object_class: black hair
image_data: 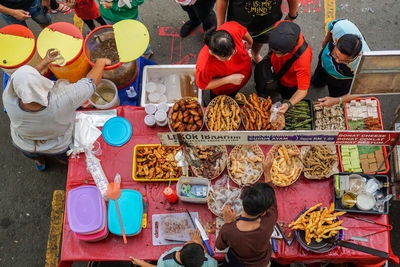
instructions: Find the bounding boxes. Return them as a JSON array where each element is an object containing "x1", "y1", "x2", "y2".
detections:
[
  {"x1": 204, "y1": 27, "x2": 236, "y2": 58},
  {"x1": 180, "y1": 243, "x2": 206, "y2": 267},
  {"x1": 336, "y1": 34, "x2": 362, "y2": 58},
  {"x1": 241, "y1": 183, "x2": 275, "y2": 216}
]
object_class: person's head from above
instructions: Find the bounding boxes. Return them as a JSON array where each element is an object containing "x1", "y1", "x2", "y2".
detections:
[
  {"x1": 179, "y1": 242, "x2": 206, "y2": 267},
  {"x1": 241, "y1": 183, "x2": 275, "y2": 216},
  {"x1": 9, "y1": 65, "x2": 54, "y2": 108},
  {"x1": 269, "y1": 21, "x2": 301, "y2": 57},
  {"x1": 332, "y1": 34, "x2": 362, "y2": 64},
  {"x1": 204, "y1": 27, "x2": 236, "y2": 62}
]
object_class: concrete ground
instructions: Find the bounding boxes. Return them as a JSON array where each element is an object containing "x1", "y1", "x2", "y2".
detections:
[{"x1": 0, "y1": 0, "x2": 399, "y2": 266}]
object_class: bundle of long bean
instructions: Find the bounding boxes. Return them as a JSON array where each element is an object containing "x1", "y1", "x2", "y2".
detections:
[{"x1": 285, "y1": 101, "x2": 313, "y2": 130}]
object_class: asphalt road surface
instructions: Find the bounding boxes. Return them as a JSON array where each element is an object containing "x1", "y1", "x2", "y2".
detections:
[{"x1": 0, "y1": 0, "x2": 399, "y2": 266}]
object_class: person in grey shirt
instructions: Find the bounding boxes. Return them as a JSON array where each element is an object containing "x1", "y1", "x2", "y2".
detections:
[{"x1": 2, "y1": 49, "x2": 111, "y2": 170}]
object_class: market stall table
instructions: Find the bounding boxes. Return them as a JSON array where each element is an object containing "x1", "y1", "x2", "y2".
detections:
[{"x1": 59, "y1": 106, "x2": 395, "y2": 267}]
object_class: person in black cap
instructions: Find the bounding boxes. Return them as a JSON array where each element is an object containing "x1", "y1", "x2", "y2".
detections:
[{"x1": 256, "y1": 21, "x2": 312, "y2": 114}]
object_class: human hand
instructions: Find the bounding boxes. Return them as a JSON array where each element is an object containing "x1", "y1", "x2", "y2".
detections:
[
  {"x1": 278, "y1": 103, "x2": 289, "y2": 114},
  {"x1": 262, "y1": 152, "x2": 274, "y2": 182},
  {"x1": 100, "y1": 1, "x2": 112, "y2": 8},
  {"x1": 315, "y1": 97, "x2": 339, "y2": 107},
  {"x1": 190, "y1": 229, "x2": 202, "y2": 244},
  {"x1": 243, "y1": 41, "x2": 252, "y2": 50},
  {"x1": 129, "y1": 256, "x2": 147, "y2": 266},
  {"x1": 43, "y1": 48, "x2": 59, "y2": 64},
  {"x1": 12, "y1": 9, "x2": 31, "y2": 21},
  {"x1": 96, "y1": 58, "x2": 112, "y2": 66},
  {"x1": 222, "y1": 205, "x2": 236, "y2": 223},
  {"x1": 42, "y1": 0, "x2": 50, "y2": 10},
  {"x1": 227, "y1": 74, "x2": 245, "y2": 85}
]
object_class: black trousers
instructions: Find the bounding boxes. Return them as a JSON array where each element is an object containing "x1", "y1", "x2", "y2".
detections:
[
  {"x1": 311, "y1": 50, "x2": 353, "y2": 97},
  {"x1": 181, "y1": 0, "x2": 217, "y2": 31},
  {"x1": 83, "y1": 17, "x2": 107, "y2": 31}
]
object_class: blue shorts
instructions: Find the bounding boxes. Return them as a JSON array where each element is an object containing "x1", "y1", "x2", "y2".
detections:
[{"x1": 0, "y1": 0, "x2": 51, "y2": 26}]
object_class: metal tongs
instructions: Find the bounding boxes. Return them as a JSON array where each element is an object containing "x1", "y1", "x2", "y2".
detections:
[{"x1": 177, "y1": 133, "x2": 201, "y2": 168}]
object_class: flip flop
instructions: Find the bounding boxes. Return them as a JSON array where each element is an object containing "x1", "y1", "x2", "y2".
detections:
[
  {"x1": 35, "y1": 161, "x2": 46, "y2": 171},
  {"x1": 50, "y1": 3, "x2": 71, "y2": 14}
]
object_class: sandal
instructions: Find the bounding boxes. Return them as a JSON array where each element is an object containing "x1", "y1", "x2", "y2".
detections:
[
  {"x1": 50, "y1": 3, "x2": 71, "y2": 14},
  {"x1": 35, "y1": 161, "x2": 46, "y2": 171},
  {"x1": 143, "y1": 51, "x2": 153, "y2": 60}
]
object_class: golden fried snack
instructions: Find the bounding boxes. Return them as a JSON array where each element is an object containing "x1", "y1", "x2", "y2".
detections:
[
  {"x1": 289, "y1": 203, "x2": 347, "y2": 245},
  {"x1": 241, "y1": 93, "x2": 272, "y2": 130},
  {"x1": 303, "y1": 145, "x2": 337, "y2": 179},
  {"x1": 135, "y1": 146, "x2": 182, "y2": 180},
  {"x1": 169, "y1": 98, "x2": 203, "y2": 132},
  {"x1": 206, "y1": 95, "x2": 240, "y2": 131},
  {"x1": 270, "y1": 145, "x2": 302, "y2": 187}
]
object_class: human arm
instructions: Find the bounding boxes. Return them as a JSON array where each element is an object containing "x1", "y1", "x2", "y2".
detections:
[
  {"x1": 35, "y1": 48, "x2": 59, "y2": 74},
  {"x1": 0, "y1": 4, "x2": 31, "y2": 20},
  {"x1": 321, "y1": 31, "x2": 331, "y2": 49},
  {"x1": 315, "y1": 94, "x2": 359, "y2": 107},
  {"x1": 278, "y1": 89, "x2": 307, "y2": 113},
  {"x1": 242, "y1": 31, "x2": 253, "y2": 50},
  {"x1": 284, "y1": 0, "x2": 299, "y2": 21},
  {"x1": 129, "y1": 257, "x2": 156, "y2": 267},
  {"x1": 216, "y1": 0, "x2": 228, "y2": 27},
  {"x1": 86, "y1": 58, "x2": 111, "y2": 86},
  {"x1": 203, "y1": 74, "x2": 245, "y2": 90},
  {"x1": 262, "y1": 152, "x2": 273, "y2": 183},
  {"x1": 65, "y1": 0, "x2": 76, "y2": 9},
  {"x1": 222, "y1": 204, "x2": 236, "y2": 223}
]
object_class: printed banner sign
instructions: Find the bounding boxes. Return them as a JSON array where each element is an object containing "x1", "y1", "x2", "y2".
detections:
[{"x1": 157, "y1": 130, "x2": 400, "y2": 146}]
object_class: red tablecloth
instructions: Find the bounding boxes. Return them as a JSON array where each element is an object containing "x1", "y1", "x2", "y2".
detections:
[{"x1": 59, "y1": 106, "x2": 397, "y2": 267}]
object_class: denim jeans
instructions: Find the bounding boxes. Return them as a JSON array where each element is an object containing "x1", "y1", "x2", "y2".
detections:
[
  {"x1": 103, "y1": 15, "x2": 152, "y2": 56},
  {"x1": 0, "y1": 0, "x2": 51, "y2": 26}
]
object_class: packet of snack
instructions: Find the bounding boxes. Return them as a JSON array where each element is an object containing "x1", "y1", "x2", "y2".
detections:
[{"x1": 270, "y1": 102, "x2": 285, "y2": 130}]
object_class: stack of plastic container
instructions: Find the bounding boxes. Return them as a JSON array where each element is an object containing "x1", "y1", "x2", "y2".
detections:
[{"x1": 67, "y1": 185, "x2": 108, "y2": 242}]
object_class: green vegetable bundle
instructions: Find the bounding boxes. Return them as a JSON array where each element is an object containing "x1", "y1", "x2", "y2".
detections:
[{"x1": 285, "y1": 101, "x2": 313, "y2": 130}]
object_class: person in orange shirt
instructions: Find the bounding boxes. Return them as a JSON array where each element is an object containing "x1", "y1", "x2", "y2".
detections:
[{"x1": 255, "y1": 21, "x2": 312, "y2": 114}]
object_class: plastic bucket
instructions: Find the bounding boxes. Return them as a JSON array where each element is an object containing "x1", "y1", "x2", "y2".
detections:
[
  {"x1": 83, "y1": 25, "x2": 137, "y2": 89},
  {"x1": 0, "y1": 25, "x2": 41, "y2": 76},
  {"x1": 37, "y1": 22, "x2": 90, "y2": 83},
  {"x1": 89, "y1": 79, "x2": 120, "y2": 109}
]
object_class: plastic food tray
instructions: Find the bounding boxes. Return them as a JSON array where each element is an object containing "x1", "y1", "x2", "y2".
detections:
[
  {"x1": 333, "y1": 173, "x2": 389, "y2": 215},
  {"x1": 132, "y1": 144, "x2": 181, "y2": 182},
  {"x1": 341, "y1": 97, "x2": 389, "y2": 174},
  {"x1": 284, "y1": 99, "x2": 315, "y2": 130}
]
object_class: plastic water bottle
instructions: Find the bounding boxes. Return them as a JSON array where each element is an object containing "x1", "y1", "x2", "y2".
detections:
[{"x1": 85, "y1": 150, "x2": 109, "y2": 200}]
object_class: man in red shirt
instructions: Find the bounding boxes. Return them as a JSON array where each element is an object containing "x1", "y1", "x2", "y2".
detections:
[
  {"x1": 196, "y1": 21, "x2": 253, "y2": 101},
  {"x1": 268, "y1": 21, "x2": 312, "y2": 114}
]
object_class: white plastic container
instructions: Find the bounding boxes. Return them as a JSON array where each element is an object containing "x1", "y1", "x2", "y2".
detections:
[
  {"x1": 155, "y1": 110, "x2": 167, "y2": 126},
  {"x1": 158, "y1": 94, "x2": 167, "y2": 103},
  {"x1": 89, "y1": 79, "x2": 120, "y2": 110},
  {"x1": 141, "y1": 65, "x2": 202, "y2": 107},
  {"x1": 158, "y1": 102, "x2": 170, "y2": 113},
  {"x1": 146, "y1": 82, "x2": 157, "y2": 94},
  {"x1": 148, "y1": 92, "x2": 161, "y2": 103},
  {"x1": 156, "y1": 84, "x2": 166, "y2": 95},
  {"x1": 144, "y1": 115, "x2": 156, "y2": 127},
  {"x1": 145, "y1": 104, "x2": 157, "y2": 115}
]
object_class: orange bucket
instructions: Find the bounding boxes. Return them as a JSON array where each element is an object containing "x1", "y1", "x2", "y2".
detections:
[
  {"x1": 37, "y1": 22, "x2": 90, "y2": 83},
  {"x1": 0, "y1": 25, "x2": 41, "y2": 76}
]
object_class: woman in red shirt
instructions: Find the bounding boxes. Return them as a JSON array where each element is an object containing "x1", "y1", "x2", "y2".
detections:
[{"x1": 196, "y1": 21, "x2": 252, "y2": 100}]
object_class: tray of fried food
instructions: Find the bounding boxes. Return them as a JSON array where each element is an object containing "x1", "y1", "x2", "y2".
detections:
[
  {"x1": 289, "y1": 203, "x2": 347, "y2": 245},
  {"x1": 190, "y1": 145, "x2": 228, "y2": 180},
  {"x1": 132, "y1": 145, "x2": 183, "y2": 181},
  {"x1": 227, "y1": 145, "x2": 264, "y2": 186},
  {"x1": 301, "y1": 145, "x2": 338, "y2": 180},
  {"x1": 241, "y1": 93, "x2": 272, "y2": 130},
  {"x1": 205, "y1": 95, "x2": 241, "y2": 131},
  {"x1": 168, "y1": 97, "x2": 204, "y2": 132},
  {"x1": 268, "y1": 145, "x2": 303, "y2": 187}
]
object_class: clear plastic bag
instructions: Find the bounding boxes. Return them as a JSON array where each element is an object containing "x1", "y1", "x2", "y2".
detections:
[
  {"x1": 373, "y1": 194, "x2": 392, "y2": 213},
  {"x1": 85, "y1": 149, "x2": 109, "y2": 200},
  {"x1": 270, "y1": 102, "x2": 285, "y2": 130},
  {"x1": 365, "y1": 178, "x2": 383, "y2": 194}
]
